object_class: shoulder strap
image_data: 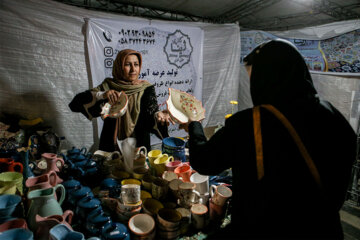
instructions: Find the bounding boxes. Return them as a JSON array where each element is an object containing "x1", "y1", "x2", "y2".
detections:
[{"x1": 253, "y1": 104, "x2": 322, "y2": 188}]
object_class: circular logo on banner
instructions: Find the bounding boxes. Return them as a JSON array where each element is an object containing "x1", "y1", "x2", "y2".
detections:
[{"x1": 164, "y1": 30, "x2": 193, "y2": 68}]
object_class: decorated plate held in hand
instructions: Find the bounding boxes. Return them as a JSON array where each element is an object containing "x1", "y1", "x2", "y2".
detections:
[
  {"x1": 166, "y1": 88, "x2": 205, "y2": 124},
  {"x1": 101, "y1": 91, "x2": 128, "y2": 119}
]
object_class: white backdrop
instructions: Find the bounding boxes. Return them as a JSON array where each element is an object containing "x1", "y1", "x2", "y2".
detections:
[
  {"x1": 0, "y1": 0, "x2": 240, "y2": 151},
  {"x1": 86, "y1": 18, "x2": 204, "y2": 141}
]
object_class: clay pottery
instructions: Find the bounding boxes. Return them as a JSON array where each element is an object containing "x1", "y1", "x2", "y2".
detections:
[
  {"x1": 162, "y1": 137, "x2": 186, "y2": 162},
  {"x1": 35, "y1": 210, "x2": 73, "y2": 240},
  {"x1": 101, "y1": 221, "x2": 130, "y2": 240},
  {"x1": 0, "y1": 218, "x2": 28, "y2": 232},
  {"x1": 0, "y1": 194, "x2": 22, "y2": 222},
  {"x1": 27, "y1": 184, "x2": 65, "y2": 230},
  {"x1": 0, "y1": 172, "x2": 23, "y2": 195},
  {"x1": 0, "y1": 228, "x2": 33, "y2": 240},
  {"x1": 128, "y1": 213, "x2": 155, "y2": 239},
  {"x1": 86, "y1": 208, "x2": 112, "y2": 236},
  {"x1": 25, "y1": 170, "x2": 57, "y2": 191},
  {"x1": 76, "y1": 196, "x2": 101, "y2": 221},
  {"x1": 49, "y1": 223, "x2": 84, "y2": 240},
  {"x1": 67, "y1": 185, "x2": 94, "y2": 207},
  {"x1": 0, "y1": 158, "x2": 23, "y2": 173}
]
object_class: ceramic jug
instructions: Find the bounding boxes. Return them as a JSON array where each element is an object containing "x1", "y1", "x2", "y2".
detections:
[
  {"x1": 0, "y1": 158, "x2": 23, "y2": 173},
  {"x1": 34, "y1": 210, "x2": 73, "y2": 240},
  {"x1": 25, "y1": 170, "x2": 57, "y2": 191},
  {"x1": 27, "y1": 184, "x2": 65, "y2": 231},
  {"x1": 117, "y1": 137, "x2": 137, "y2": 173}
]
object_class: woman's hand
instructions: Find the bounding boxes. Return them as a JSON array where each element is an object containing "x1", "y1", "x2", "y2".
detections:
[
  {"x1": 104, "y1": 90, "x2": 121, "y2": 105},
  {"x1": 156, "y1": 110, "x2": 175, "y2": 126}
]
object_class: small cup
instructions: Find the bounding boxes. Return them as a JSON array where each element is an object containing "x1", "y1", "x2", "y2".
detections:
[
  {"x1": 154, "y1": 155, "x2": 174, "y2": 177},
  {"x1": 151, "y1": 178, "x2": 168, "y2": 200},
  {"x1": 142, "y1": 198, "x2": 164, "y2": 217},
  {"x1": 132, "y1": 167, "x2": 148, "y2": 180},
  {"x1": 162, "y1": 171, "x2": 178, "y2": 182},
  {"x1": 178, "y1": 182, "x2": 201, "y2": 208},
  {"x1": 190, "y1": 172, "x2": 209, "y2": 195},
  {"x1": 121, "y1": 179, "x2": 141, "y2": 186},
  {"x1": 168, "y1": 179, "x2": 183, "y2": 199},
  {"x1": 209, "y1": 197, "x2": 225, "y2": 222},
  {"x1": 128, "y1": 213, "x2": 155, "y2": 237},
  {"x1": 121, "y1": 184, "x2": 141, "y2": 204},
  {"x1": 174, "y1": 165, "x2": 193, "y2": 182},
  {"x1": 147, "y1": 149, "x2": 162, "y2": 167},
  {"x1": 210, "y1": 184, "x2": 232, "y2": 206},
  {"x1": 191, "y1": 203, "x2": 208, "y2": 230},
  {"x1": 141, "y1": 174, "x2": 154, "y2": 192},
  {"x1": 165, "y1": 160, "x2": 183, "y2": 172}
]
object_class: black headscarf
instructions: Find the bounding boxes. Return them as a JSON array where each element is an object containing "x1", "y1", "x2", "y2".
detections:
[{"x1": 244, "y1": 39, "x2": 318, "y2": 108}]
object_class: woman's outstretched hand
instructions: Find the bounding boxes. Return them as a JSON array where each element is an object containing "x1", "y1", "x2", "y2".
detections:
[
  {"x1": 104, "y1": 90, "x2": 121, "y2": 105},
  {"x1": 156, "y1": 110, "x2": 175, "y2": 126}
]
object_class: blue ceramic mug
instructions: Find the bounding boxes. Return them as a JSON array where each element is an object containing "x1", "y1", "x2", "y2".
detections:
[
  {"x1": 0, "y1": 228, "x2": 34, "y2": 240},
  {"x1": 0, "y1": 194, "x2": 21, "y2": 219}
]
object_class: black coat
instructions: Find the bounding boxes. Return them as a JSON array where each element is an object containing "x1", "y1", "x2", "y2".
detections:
[{"x1": 188, "y1": 40, "x2": 356, "y2": 239}]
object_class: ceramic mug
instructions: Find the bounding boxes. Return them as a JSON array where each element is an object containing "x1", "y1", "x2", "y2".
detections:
[
  {"x1": 178, "y1": 182, "x2": 202, "y2": 208},
  {"x1": 151, "y1": 178, "x2": 168, "y2": 200},
  {"x1": 141, "y1": 174, "x2": 154, "y2": 192},
  {"x1": 154, "y1": 154, "x2": 174, "y2": 177},
  {"x1": 210, "y1": 184, "x2": 232, "y2": 206},
  {"x1": 128, "y1": 213, "x2": 155, "y2": 237},
  {"x1": 190, "y1": 172, "x2": 209, "y2": 195},
  {"x1": 0, "y1": 172, "x2": 23, "y2": 195},
  {"x1": 0, "y1": 218, "x2": 28, "y2": 232},
  {"x1": 121, "y1": 184, "x2": 141, "y2": 204},
  {"x1": 25, "y1": 171, "x2": 57, "y2": 191},
  {"x1": 0, "y1": 158, "x2": 23, "y2": 173},
  {"x1": 168, "y1": 178, "x2": 183, "y2": 199},
  {"x1": 147, "y1": 149, "x2": 162, "y2": 167},
  {"x1": 162, "y1": 171, "x2": 178, "y2": 182},
  {"x1": 209, "y1": 198, "x2": 225, "y2": 222},
  {"x1": 165, "y1": 160, "x2": 183, "y2": 172},
  {"x1": 190, "y1": 203, "x2": 208, "y2": 230},
  {"x1": 174, "y1": 165, "x2": 193, "y2": 182},
  {"x1": 0, "y1": 228, "x2": 34, "y2": 240}
]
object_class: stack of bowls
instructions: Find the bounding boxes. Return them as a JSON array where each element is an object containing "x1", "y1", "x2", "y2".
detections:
[
  {"x1": 128, "y1": 213, "x2": 156, "y2": 240},
  {"x1": 142, "y1": 198, "x2": 164, "y2": 218},
  {"x1": 156, "y1": 208, "x2": 182, "y2": 239}
]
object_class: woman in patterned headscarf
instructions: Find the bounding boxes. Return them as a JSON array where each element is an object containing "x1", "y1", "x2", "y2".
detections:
[{"x1": 69, "y1": 49, "x2": 174, "y2": 151}]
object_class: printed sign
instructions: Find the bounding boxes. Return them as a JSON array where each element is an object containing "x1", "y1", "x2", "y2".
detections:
[
  {"x1": 241, "y1": 29, "x2": 360, "y2": 76},
  {"x1": 86, "y1": 18, "x2": 204, "y2": 143}
]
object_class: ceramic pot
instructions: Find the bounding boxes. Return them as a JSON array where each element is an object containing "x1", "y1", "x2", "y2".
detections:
[
  {"x1": 0, "y1": 218, "x2": 28, "y2": 232},
  {"x1": 0, "y1": 195, "x2": 22, "y2": 221},
  {"x1": 25, "y1": 170, "x2": 57, "y2": 191},
  {"x1": 27, "y1": 184, "x2": 65, "y2": 230},
  {"x1": 86, "y1": 208, "x2": 112, "y2": 236},
  {"x1": 0, "y1": 158, "x2": 23, "y2": 173},
  {"x1": 162, "y1": 137, "x2": 186, "y2": 162},
  {"x1": 76, "y1": 196, "x2": 101, "y2": 221},
  {"x1": 67, "y1": 185, "x2": 94, "y2": 207},
  {"x1": 0, "y1": 228, "x2": 33, "y2": 240},
  {"x1": 0, "y1": 172, "x2": 23, "y2": 195},
  {"x1": 35, "y1": 210, "x2": 73, "y2": 240}
]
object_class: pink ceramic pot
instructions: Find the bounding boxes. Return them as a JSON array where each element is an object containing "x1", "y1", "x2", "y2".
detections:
[
  {"x1": 165, "y1": 160, "x2": 183, "y2": 172},
  {"x1": 25, "y1": 171, "x2": 58, "y2": 191},
  {"x1": 0, "y1": 218, "x2": 28, "y2": 232},
  {"x1": 174, "y1": 165, "x2": 194, "y2": 182},
  {"x1": 35, "y1": 210, "x2": 73, "y2": 240}
]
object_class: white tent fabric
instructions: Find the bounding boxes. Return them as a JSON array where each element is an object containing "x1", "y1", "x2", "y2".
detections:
[{"x1": 0, "y1": 0, "x2": 240, "y2": 151}]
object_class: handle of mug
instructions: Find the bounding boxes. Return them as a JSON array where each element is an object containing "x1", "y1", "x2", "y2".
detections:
[
  {"x1": 137, "y1": 146, "x2": 147, "y2": 157},
  {"x1": 63, "y1": 209, "x2": 74, "y2": 225},
  {"x1": 48, "y1": 171, "x2": 58, "y2": 187},
  {"x1": 55, "y1": 184, "x2": 66, "y2": 205},
  {"x1": 210, "y1": 185, "x2": 216, "y2": 198},
  {"x1": 10, "y1": 162, "x2": 23, "y2": 173},
  {"x1": 80, "y1": 147, "x2": 87, "y2": 155},
  {"x1": 168, "y1": 156, "x2": 174, "y2": 162}
]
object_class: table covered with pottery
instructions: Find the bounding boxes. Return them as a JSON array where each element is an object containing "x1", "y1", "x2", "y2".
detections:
[{"x1": 0, "y1": 120, "x2": 233, "y2": 240}]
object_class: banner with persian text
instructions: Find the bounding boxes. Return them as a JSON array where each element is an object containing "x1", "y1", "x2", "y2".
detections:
[
  {"x1": 241, "y1": 30, "x2": 360, "y2": 76},
  {"x1": 86, "y1": 18, "x2": 204, "y2": 143}
]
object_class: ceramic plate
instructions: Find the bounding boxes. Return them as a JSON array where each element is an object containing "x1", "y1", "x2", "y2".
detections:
[
  {"x1": 166, "y1": 88, "x2": 205, "y2": 124},
  {"x1": 101, "y1": 91, "x2": 128, "y2": 119}
]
